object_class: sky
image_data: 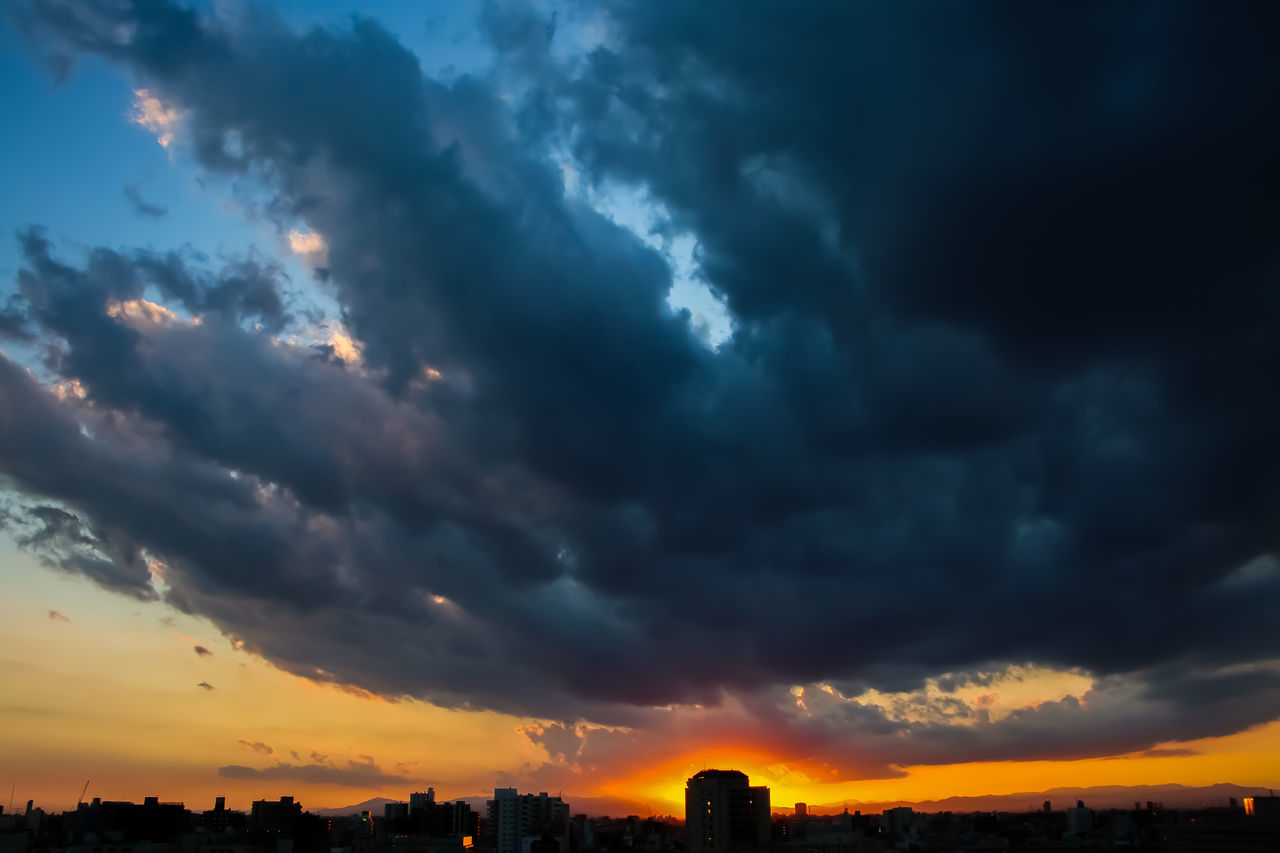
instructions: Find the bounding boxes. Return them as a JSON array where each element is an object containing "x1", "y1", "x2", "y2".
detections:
[{"x1": 1, "y1": 0, "x2": 1279, "y2": 818}]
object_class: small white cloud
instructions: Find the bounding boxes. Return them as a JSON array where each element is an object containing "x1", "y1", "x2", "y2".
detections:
[
  {"x1": 329, "y1": 329, "x2": 363, "y2": 366},
  {"x1": 288, "y1": 229, "x2": 328, "y2": 262},
  {"x1": 130, "y1": 89, "x2": 181, "y2": 148},
  {"x1": 106, "y1": 298, "x2": 179, "y2": 325},
  {"x1": 52, "y1": 378, "x2": 87, "y2": 401},
  {"x1": 408, "y1": 364, "x2": 445, "y2": 391}
]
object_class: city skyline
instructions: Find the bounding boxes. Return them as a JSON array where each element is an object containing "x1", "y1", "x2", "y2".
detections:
[
  {"x1": 8, "y1": 775, "x2": 1279, "y2": 819},
  {"x1": 3, "y1": 0, "x2": 1280, "y2": 821},
  {"x1": 5, "y1": 776, "x2": 1279, "y2": 852}
]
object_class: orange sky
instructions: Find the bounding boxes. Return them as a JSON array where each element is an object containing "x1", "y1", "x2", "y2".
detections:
[{"x1": 3, "y1": 538, "x2": 1278, "y2": 816}]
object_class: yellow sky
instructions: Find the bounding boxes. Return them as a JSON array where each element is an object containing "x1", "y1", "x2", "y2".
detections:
[
  {"x1": 3, "y1": 536, "x2": 1278, "y2": 816},
  {"x1": 0, "y1": 538, "x2": 543, "y2": 812}
]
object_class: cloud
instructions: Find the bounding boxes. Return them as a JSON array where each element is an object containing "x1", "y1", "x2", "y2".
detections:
[
  {"x1": 197, "y1": 681, "x2": 214, "y2": 690},
  {"x1": 237, "y1": 739, "x2": 274, "y2": 755},
  {"x1": 194, "y1": 645, "x2": 212, "y2": 657},
  {"x1": 1, "y1": 502, "x2": 157, "y2": 602},
  {"x1": 129, "y1": 89, "x2": 179, "y2": 148},
  {"x1": 5, "y1": 0, "x2": 1280, "y2": 776},
  {"x1": 287, "y1": 231, "x2": 325, "y2": 255},
  {"x1": 327, "y1": 329, "x2": 363, "y2": 367},
  {"x1": 218, "y1": 757, "x2": 406, "y2": 788},
  {"x1": 122, "y1": 183, "x2": 168, "y2": 218},
  {"x1": 0, "y1": 303, "x2": 32, "y2": 342},
  {"x1": 47, "y1": 609, "x2": 70, "y2": 622},
  {"x1": 287, "y1": 230, "x2": 327, "y2": 266},
  {"x1": 1131, "y1": 748, "x2": 1201, "y2": 759}
]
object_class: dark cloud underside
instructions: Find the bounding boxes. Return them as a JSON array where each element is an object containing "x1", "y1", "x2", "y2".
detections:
[{"x1": 3, "y1": 0, "x2": 1280, "y2": 774}]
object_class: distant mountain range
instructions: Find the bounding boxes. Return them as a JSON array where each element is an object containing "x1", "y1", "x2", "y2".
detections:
[
  {"x1": 806, "y1": 783, "x2": 1277, "y2": 816},
  {"x1": 310, "y1": 782, "x2": 1277, "y2": 819},
  {"x1": 311, "y1": 797, "x2": 400, "y2": 817}
]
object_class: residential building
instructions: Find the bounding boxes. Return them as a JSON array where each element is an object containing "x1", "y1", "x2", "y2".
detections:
[
  {"x1": 485, "y1": 790, "x2": 568, "y2": 853},
  {"x1": 684, "y1": 770, "x2": 770, "y2": 853}
]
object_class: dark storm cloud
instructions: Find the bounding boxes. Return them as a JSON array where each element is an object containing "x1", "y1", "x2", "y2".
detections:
[
  {"x1": 5, "y1": 0, "x2": 1280, "y2": 773},
  {"x1": 218, "y1": 757, "x2": 406, "y2": 788},
  {"x1": 1, "y1": 501, "x2": 156, "y2": 601}
]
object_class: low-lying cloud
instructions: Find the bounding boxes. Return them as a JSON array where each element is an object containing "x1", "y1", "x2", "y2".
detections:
[{"x1": 218, "y1": 757, "x2": 407, "y2": 788}]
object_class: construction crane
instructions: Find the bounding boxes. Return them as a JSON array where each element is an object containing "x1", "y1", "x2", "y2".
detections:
[{"x1": 77, "y1": 780, "x2": 90, "y2": 807}]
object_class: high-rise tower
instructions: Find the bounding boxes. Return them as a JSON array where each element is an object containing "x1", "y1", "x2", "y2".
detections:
[{"x1": 685, "y1": 770, "x2": 770, "y2": 853}]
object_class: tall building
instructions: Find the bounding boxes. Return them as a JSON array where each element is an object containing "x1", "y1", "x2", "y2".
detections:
[
  {"x1": 410, "y1": 790, "x2": 437, "y2": 814},
  {"x1": 437, "y1": 799, "x2": 480, "y2": 839},
  {"x1": 685, "y1": 770, "x2": 770, "y2": 853},
  {"x1": 486, "y1": 789, "x2": 569, "y2": 853}
]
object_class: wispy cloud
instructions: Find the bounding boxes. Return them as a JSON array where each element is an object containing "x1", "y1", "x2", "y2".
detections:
[
  {"x1": 237, "y1": 739, "x2": 274, "y2": 755},
  {"x1": 1134, "y1": 748, "x2": 1201, "y2": 759},
  {"x1": 218, "y1": 757, "x2": 407, "y2": 788},
  {"x1": 123, "y1": 183, "x2": 168, "y2": 218},
  {"x1": 47, "y1": 609, "x2": 70, "y2": 622}
]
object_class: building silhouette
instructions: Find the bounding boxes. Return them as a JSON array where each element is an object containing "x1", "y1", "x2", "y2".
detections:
[
  {"x1": 1244, "y1": 795, "x2": 1279, "y2": 820},
  {"x1": 485, "y1": 789, "x2": 568, "y2": 853},
  {"x1": 684, "y1": 770, "x2": 770, "y2": 853},
  {"x1": 249, "y1": 797, "x2": 301, "y2": 834},
  {"x1": 409, "y1": 791, "x2": 436, "y2": 815}
]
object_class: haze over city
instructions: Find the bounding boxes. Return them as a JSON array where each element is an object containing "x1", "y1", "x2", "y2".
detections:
[{"x1": 2, "y1": 0, "x2": 1280, "y2": 829}]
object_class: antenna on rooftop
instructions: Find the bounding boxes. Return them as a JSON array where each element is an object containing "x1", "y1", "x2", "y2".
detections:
[{"x1": 7, "y1": 787, "x2": 13, "y2": 814}]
